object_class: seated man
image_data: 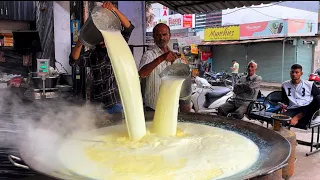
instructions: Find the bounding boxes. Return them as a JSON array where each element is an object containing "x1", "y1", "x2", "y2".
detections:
[
  {"x1": 281, "y1": 64, "x2": 320, "y2": 127},
  {"x1": 218, "y1": 61, "x2": 262, "y2": 119}
]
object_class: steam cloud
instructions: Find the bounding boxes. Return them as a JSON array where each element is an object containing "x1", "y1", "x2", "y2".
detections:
[{"x1": 0, "y1": 88, "x2": 118, "y2": 152}]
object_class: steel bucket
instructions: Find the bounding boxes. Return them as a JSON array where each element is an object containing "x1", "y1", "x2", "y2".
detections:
[
  {"x1": 159, "y1": 63, "x2": 192, "y2": 100},
  {"x1": 78, "y1": 6, "x2": 122, "y2": 48}
]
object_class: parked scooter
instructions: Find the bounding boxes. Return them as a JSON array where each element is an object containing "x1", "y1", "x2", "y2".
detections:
[
  {"x1": 309, "y1": 68, "x2": 320, "y2": 86},
  {"x1": 191, "y1": 77, "x2": 234, "y2": 114}
]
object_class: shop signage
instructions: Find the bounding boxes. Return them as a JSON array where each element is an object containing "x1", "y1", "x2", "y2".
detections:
[
  {"x1": 177, "y1": 36, "x2": 201, "y2": 47},
  {"x1": 201, "y1": 51, "x2": 212, "y2": 61},
  {"x1": 183, "y1": 14, "x2": 193, "y2": 28},
  {"x1": 190, "y1": 44, "x2": 198, "y2": 54},
  {"x1": 287, "y1": 19, "x2": 316, "y2": 36},
  {"x1": 169, "y1": 17, "x2": 182, "y2": 28},
  {"x1": 204, "y1": 26, "x2": 240, "y2": 41},
  {"x1": 240, "y1": 20, "x2": 286, "y2": 40},
  {"x1": 146, "y1": 14, "x2": 195, "y2": 32}
]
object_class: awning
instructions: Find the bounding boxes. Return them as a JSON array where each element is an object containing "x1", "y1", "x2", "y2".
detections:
[
  {"x1": 199, "y1": 38, "x2": 285, "y2": 46},
  {"x1": 152, "y1": 1, "x2": 280, "y2": 15}
]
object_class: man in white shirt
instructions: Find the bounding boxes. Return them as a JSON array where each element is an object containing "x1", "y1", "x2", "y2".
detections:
[
  {"x1": 218, "y1": 61, "x2": 262, "y2": 119},
  {"x1": 231, "y1": 59, "x2": 239, "y2": 87},
  {"x1": 281, "y1": 64, "x2": 320, "y2": 127},
  {"x1": 138, "y1": 23, "x2": 181, "y2": 111}
]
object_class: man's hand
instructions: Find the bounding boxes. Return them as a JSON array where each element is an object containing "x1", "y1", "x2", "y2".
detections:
[
  {"x1": 102, "y1": 1, "x2": 117, "y2": 12},
  {"x1": 288, "y1": 112, "x2": 303, "y2": 125},
  {"x1": 290, "y1": 116, "x2": 299, "y2": 125},
  {"x1": 160, "y1": 51, "x2": 179, "y2": 63},
  {"x1": 75, "y1": 41, "x2": 82, "y2": 48},
  {"x1": 278, "y1": 102, "x2": 288, "y2": 110}
]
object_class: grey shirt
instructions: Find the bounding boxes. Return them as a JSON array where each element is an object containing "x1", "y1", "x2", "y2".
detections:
[{"x1": 233, "y1": 74, "x2": 262, "y2": 104}]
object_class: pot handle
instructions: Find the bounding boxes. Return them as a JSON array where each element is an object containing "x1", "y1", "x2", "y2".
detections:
[{"x1": 8, "y1": 155, "x2": 30, "y2": 169}]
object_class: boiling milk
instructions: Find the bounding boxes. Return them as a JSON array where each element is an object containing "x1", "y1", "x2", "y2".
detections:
[
  {"x1": 100, "y1": 30, "x2": 146, "y2": 141},
  {"x1": 152, "y1": 77, "x2": 185, "y2": 136},
  {"x1": 58, "y1": 28, "x2": 260, "y2": 179},
  {"x1": 59, "y1": 122, "x2": 260, "y2": 180}
]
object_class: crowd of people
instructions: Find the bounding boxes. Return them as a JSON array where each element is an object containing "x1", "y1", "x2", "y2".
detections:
[{"x1": 70, "y1": 2, "x2": 320, "y2": 128}]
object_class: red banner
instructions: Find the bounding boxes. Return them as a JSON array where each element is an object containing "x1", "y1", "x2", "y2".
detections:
[
  {"x1": 183, "y1": 14, "x2": 193, "y2": 28},
  {"x1": 201, "y1": 52, "x2": 212, "y2": 61}
]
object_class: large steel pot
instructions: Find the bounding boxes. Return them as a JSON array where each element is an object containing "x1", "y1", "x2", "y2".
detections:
[
  {"x1": 78, "y1": 6, "x2": 121, "y2": 48},
  {"x1": 32, "y1": 77, "x2": 58, "y2": 89},
  {"x1": 8, "y1": 112, "x2": 291, "y2": 180}
]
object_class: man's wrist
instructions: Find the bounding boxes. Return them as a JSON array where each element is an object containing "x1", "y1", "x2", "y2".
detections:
[
  {"x1": 157, "y1": 56, "x2": 163, "y2": 64},
  {"x1": 75, "y1": 41, "x2": 82, "y2": 48}
]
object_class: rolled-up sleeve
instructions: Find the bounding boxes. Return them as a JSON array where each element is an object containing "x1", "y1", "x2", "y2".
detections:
[
  {"x1": 69, "y1": 51, "x2": 91, "y2": 67},
  {"x1": 121, "y1": 22, "x2": 135, "y2": 42}
]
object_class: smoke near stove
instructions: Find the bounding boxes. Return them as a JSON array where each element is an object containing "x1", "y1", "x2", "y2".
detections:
[{"x1": 0, "y1": 88, "x2": 112, "y2": 153}]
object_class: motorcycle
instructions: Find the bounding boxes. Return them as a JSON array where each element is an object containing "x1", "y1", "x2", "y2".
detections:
[
  {"x1": 190, "y1": 82, "x2": 234, "y2": 114},
  {"x1": 204, "y1": 70, "x2": 230, "y2": 87},
  {"x1": 309, "y1": 68, "x2": 320, "y2": 86},
  {"x1": 223, "y1": 72, "x2": 249, "y2": 87}
]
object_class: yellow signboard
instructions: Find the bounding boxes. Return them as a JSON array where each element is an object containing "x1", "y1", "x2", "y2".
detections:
[
  {"x1": 190, "y1": 44, "x2": 198, "y2": 54},
  {"x1": 204, "y1": 26, "x2": 240, "y2": 41}
]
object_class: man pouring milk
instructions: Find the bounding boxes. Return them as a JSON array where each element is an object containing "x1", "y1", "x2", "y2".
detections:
[
  {"x1": 69, "y1": 2, "x2": 134, "y2": 114},
  {"x1": 139, "y1": 23, "x2": 186, "y2": 111}
]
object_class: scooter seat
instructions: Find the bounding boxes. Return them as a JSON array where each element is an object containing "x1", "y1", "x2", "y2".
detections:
[
  {"x1": 203, "y1": 87, "x2": 232, "y2": 108},
  {"x1": 205, "y1": 87, "x2": 232, "y2": 99}
]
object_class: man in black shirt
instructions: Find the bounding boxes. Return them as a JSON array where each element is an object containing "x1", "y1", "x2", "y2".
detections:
[{"x1": 69, "y1": 2, "x2": 134, "y2": 114}]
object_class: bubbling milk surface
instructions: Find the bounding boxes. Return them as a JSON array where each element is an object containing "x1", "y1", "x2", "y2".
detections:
[
  {"x1": 58, "y1": 122, "x2": 260, "y2": 180},
  {"x1": 57, "y1": 29, "x2": 260, "y2": 179}
]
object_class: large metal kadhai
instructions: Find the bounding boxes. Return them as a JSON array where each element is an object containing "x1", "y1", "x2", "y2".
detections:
[{"x1": 8, "y1": 112, "x2": 291, "y2": 180}]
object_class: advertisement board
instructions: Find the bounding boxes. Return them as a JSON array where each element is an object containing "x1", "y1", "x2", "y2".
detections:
[
  {"x1": 204, "y1": 26, "x2": 240, "y2": 41},
  {"x1": 177, "y1": 36, "x2": 201, "y2": 47},
  {"x1": 201, "y1": 51, "x2": 212, "y2": 61},
  {"x1": 240, "y1": 20, "x2": 287, "y2": 40},
  {"x1": 183, "y1": 15, "x2": 193, "y2": 28},
  {"x1": 287, "y1": 19, "x2": 316, "y2": 36},
  {"x1": 146, "y1": 14, "x2": 195, "y2": 32}
]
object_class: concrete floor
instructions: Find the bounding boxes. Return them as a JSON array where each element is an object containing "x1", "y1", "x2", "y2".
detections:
[
  {"x1": 245, "y1": 117, "x2": 320, "y2": 180},
  {"x1": 258, "y1": 89, "x2": 320, "y2": 180}
]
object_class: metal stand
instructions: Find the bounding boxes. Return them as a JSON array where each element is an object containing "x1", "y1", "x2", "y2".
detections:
[
  {"x1": 41, "y1": 75, "x2": 46, "y2": 98},
  {"x1": 296, "y1": 126, "x2": 320, "y2": 156}
]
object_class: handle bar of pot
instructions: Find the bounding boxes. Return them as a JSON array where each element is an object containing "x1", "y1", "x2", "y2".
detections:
[{"x1": 8, "y1": 155, "x2": 30, "y2": 169}]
